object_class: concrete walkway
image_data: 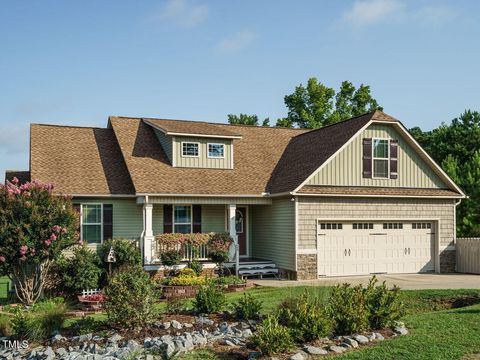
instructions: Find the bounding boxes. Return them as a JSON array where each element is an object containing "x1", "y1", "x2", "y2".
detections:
[{"x1": 253, "y1": 273, "x2": 480, "y2": 290}]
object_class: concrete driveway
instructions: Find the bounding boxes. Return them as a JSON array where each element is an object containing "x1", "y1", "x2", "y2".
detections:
[{"x1": 253, "y1": 273, "x2": 480, "y2": 290}]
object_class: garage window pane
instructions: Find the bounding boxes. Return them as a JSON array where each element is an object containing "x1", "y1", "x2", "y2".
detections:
[{"x1": 338, "y1": 224, "x2": 343, "y2": 229}]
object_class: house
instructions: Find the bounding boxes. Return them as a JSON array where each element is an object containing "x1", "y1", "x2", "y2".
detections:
[{"x1": 5, "y1": 110, "x2": 465, "y2": 279}]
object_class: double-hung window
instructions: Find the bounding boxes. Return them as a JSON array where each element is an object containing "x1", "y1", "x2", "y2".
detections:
[
  {"x1": 81, "y1": 204, "x2": 102, "y2": 243},
  {"x1": 174, "y1": 205, "x2": 192, "y2": 233},
  {"x1": 182, "y1": 142, "x2": 199, "y2": 157},
  {"x1": 208, "y1": 143, "x2": 225, "y2": 158},
  {"x1": 373, "y1": 139, "x2": 389, "y2": 178}
]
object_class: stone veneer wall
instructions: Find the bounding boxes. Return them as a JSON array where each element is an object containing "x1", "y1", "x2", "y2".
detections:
[{"x1": 295, "y1": 197, "x2": 457, "y2": 279}]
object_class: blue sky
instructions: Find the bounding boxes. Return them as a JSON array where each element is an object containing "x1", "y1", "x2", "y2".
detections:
[{"x1": 1, "y1": 0, "x2": 479, "y2": 178}]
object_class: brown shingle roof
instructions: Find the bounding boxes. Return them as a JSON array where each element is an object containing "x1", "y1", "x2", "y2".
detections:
[
  {"x1": 109, "y1": 117, "x2": 307, "y2": 195},
  {"x1": 143, "y1": 118, "x2": 243, "y2": 138},
  {"x1": 298, "y1": 185, "x2": 462, "y2": 197},
  {"x1": 30, "y1": 124, "x2": 135, "y2": 195},
  {"x1": 4, "y1": 170, "x2": 30, "y2": 184}
]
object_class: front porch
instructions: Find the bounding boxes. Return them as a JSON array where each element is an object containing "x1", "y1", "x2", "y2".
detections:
[{"x1": 138, "y1": 196, "x2": 281, "y2": 277}]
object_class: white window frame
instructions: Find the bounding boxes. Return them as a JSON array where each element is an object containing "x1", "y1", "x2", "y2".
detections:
[
  {"x1": 80, "y1": 203, "x2": 103, "y2": 244},
  {"x1": 173, "y1": 205, "x2": 193, "y2": 233},
  {"x1": 207, "y1": 143, "x2": 225, "y2": 159},
  {"x1": 181, "y1": 142, "x2": 200, "y2": 158},
  {"x1": 372, "y1": 138, "x2": 390, "y2": 179}
]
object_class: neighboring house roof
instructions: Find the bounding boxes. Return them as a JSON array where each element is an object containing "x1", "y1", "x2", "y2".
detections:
[
  {"x1": 143, "y1": 118, "x2": 243, "y2": 139},
  {"x1": 298, "y1": 185, "x2": 461, "y2": 198},
  {"x1": 18, "y1": 110, "x2": 464, "y2": 198},
  {"x1": 4, "y1": 170, "x2": 30, "y2": 184},
  {"x1": 109, "y1": 116, "x2": 307, "y2": 195},
  {"x1": 30, "y1": 124, "x2": 135, "y2": 195}
]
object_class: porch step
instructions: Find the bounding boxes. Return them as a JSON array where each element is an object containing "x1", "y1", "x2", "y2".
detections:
[{"x1": 237, "y1": 261, "x2": 279, "y2": 279}]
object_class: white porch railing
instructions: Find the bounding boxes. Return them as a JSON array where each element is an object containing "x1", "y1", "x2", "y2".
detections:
[{"x1": 154, "y1": 242, "x2": 209, "y2": 262}]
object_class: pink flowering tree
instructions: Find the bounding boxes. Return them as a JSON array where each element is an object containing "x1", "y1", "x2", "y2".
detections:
[{"x1": 0, "y1": 178, "x2": 78, "y2": 305}]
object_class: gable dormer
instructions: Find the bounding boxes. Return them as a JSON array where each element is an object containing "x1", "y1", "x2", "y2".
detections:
[{"x1": 143, "y1": 118, "x2": 242, "y2": 169}]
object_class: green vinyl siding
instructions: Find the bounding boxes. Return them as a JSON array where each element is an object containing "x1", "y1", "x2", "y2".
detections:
[
  {"x1": 74, "y1": 198, "x2": 143, "y2": 240},
  {"x1": 202, "y1": 205, "x2": 226, "y2": 232},
  {"x1": 307, "y1": 124, "x2": 447, "y2": 188},
  {"x1": 154, "y1": 128, "x2": 173, "y2": 164},
  {"x1": 251, "y1": 198, "x2": 295, "y2": 271},
  {"x1": 153, "y1": 205, "x2": 164, "y2": 235}
]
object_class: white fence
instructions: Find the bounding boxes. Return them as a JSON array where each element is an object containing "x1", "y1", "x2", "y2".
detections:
[
  {"x1": 155, "y1": 242, "x2": 209, "y2": 262},
  {"x1": 456, "y1": 237, "x2": 480, "y2": 274}
]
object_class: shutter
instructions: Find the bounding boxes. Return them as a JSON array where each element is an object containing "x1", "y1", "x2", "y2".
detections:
[
  {"x1": 192, "y1": 205, "x2": 202, "y2": 233},
  {"x1": 73, "y1": 204, "x2": 81, "y2": 241},
  {"x1": 362, "y1": 138, "x2": 373, "y2": 178},
  {"x1": 390, "y1": 139, "x2": 398, "y2": 179},
  {"x1": 163, "y1": 205, "x2": 173, "y2": 233},
  {"x1": 103, "y1": 204, "x2": 113, "y2": 241}
]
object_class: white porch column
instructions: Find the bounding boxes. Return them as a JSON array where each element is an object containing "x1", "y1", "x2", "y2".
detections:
[
  {"x1": 228, "y1": 204, "x2": 239, "y2": 275},
  {"x1": 143, "y1": 203, "x2": 154, "y2": 264}
]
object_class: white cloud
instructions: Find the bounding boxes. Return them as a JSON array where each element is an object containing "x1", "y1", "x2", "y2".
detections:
[
  {"x1": 156, "y1": 0, "x2": 209, "y2": 28},
  {"x1": 342, "y1": 0, "x2": 405, "y2": 28},
  {"x1": 216, "y1": 30, "x2": 255, "y2": 53},
  {"x1": 340, "y1": 0, "x2": 456, "y2": 29}
]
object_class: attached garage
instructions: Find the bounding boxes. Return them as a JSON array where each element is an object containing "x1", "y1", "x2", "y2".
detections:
[{"x1": 316, "y1": 220, "x2": 436, "y2": 277}]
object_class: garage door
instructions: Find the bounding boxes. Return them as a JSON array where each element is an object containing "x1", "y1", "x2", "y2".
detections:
[{"x1": 317, "y1": 221, "x2": 435, "y2": 277}]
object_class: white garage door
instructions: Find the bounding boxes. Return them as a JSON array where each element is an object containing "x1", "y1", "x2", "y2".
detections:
[{"x1": 317, "y1": 221, "x2": 435, "y2": 277}]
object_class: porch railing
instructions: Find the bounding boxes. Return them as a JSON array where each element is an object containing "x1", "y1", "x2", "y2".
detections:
[{"x1": 154, "y1": 242, "x2": 210, "y2": 263}]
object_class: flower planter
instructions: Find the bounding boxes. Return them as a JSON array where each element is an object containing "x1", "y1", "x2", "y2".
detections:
[
  {"x1": 225, "y1": 283, "x2": 252, "y2": 292},
  {"x1": 162, "y1": 285, "x2": 202, "y2": 299},
  {"x1": 77, "y1": 293, "x2": 105, "y2": 311}
]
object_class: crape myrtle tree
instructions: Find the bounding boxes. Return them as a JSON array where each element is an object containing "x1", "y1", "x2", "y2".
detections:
[{"x1": 0, "y1": 178, "x2": 78, "y2": 305}]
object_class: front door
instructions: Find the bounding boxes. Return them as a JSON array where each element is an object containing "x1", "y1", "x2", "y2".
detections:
[{"x1": 236, "y1": 207, "x2": 247, "y2": 256}]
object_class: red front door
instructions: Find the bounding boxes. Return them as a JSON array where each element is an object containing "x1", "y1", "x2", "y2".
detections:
[{"x1": 236, "y1": 207, "x2": 247, "y2": 256}]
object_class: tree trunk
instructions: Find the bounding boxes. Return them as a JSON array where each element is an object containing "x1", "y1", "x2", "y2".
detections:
[{"x1": 11, "y1": 261, "x2": 51, "y2": 306}]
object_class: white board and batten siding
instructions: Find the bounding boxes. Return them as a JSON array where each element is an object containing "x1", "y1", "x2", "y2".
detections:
[{"x1": 456, "y1": 238, "x2": 480, "y2": 274}]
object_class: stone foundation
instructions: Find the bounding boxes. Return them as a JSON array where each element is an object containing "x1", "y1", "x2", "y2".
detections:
[
  {"x1": 440, "y1": 249, "x2": 456, "y2": 273},
  {"x1": 296, "y1": 254, "x2": 318, "y2": 280}
]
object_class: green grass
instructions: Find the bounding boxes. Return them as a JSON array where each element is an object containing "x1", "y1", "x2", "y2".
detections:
[{"x1": 0, "y1": 276, "x2": 10, "y2": 305}]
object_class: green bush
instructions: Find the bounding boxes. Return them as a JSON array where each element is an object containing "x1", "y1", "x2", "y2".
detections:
[
  {"x1": 208, "y1": 250, "x2": 229, "y2": 265},
  {"x1": 231, "y1": 293, "x2": 263, "y2": 320},
  {"x1": 13, "y1": 298, "x2": 67, "y2": 341},
  {"x1": 104, "y1": 266, "x2": 160, "y2": 328},
  {"x1": 278, "y1": 291, "x2": 332, "y2": 342},
  {"x1": 252, "y1": 315, "x2": 294, "y2": 355},
  {"x1": 329, "y1": 283, "x2": 368, "y2": 335},
  {"x1": 188, "y1": 259, "x2": 204, "y2": 276},
  {"x1": 160, "y1": 250, "x2": 182, "y2": 266},
  {"x1": 99, "y1": 238, "x2": 141, "y2": 272},
  {"x1": 0, "y1": 315, "x2": 12, "y2": 337},
  {"x1": 59, "y1": 247, "x2": 103, "y2": 293},
  {"x1": 166, "y1": 298, "x2": 189, "y2": 314},
  {"x1": 193, "y1": 285, "x2": 226, "y2": 314},
  {"x1": 213, "y1": 276, "x2": 245, "y2": 286},
  {"x1": 364, "y1": 276, "x2": 405, "y2": 329}
]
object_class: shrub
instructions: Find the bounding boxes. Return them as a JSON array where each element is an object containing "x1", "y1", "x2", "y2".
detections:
[
  {"x1": 0, "y1": 315, "x2": 12, "y2": 337},
  {"x1": 278, "y1": 291, "x2": 332, "y2": 342},
  {"x1": 104, "y1": 266, "x2": 160, "y2": 328},
  {"x1": 364, "y1": 276, "x2": 405, "y2": 329},
  {"x1": 99, "y1": 238, "x2": 141, "y2": 272},
  {"x1": 193, "y1": 285, "x2": 226, "y2": 314},
  {"x1": 252, "y1": 315, "x2": 294, "y2": 355},
  {"x1": 208, "y1": 250, "x2": 229, "y2": 265},
  {"x1": 329, "y1": 283, "x2": 368, "y2": 335},
  {"x1": 166, "y1": 298, "x2": 189, "y2": 314},
  {"x1": 60, "y1": 246, "x2": 103, "y2": 293},
  {"x1": 188, "y1": 259, "x2": 204, "y2": 276},
  {"x1": 168, "y1": 275, "x2": 206, "y2": 286},
  {"x1": 12, "y1": 298, "x2": 67, "y2": 341},
  {"x1": 160, "y1": 250, "x2": 182, "y2": 266},
  {"x1": 231, "y1": 293, "x2": 263, "y2": 320},
  {"x1": 213, "y1": 276, "x2": 246, "y2": 286},
  {"x1": 208, "y1": 233, "x2": 233, "y2": 253}
]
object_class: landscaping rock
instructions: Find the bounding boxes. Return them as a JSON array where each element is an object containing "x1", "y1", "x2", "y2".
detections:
[
  {"x1": 344, "y1": 338, "x2": 359, "y2": 348},
  {"x1": 303, "y1": 346, "x2": 328, "y2": 355},
  {"x1": 44, "y1": 346, "x2": 55, "y2": 360},
  {"x1": 374, "y1": 332, "x2": 385, "y2": 341},
  {"x1": 394, "y1": 326, "x2": 409, "y2": 336},
  {"x1": 56, "y1": 348, "x2": 68, "y2": 357},
  {"x1": 183, "y1": 322, "x2": 193, "y2": 328},
  {"x1": 196, "y1": 317, "x2": 214, "y2": 326},
  {"x1": 52, "y1": 334, "x2": 67, "y2": 343},
  {"x1": 329, "y1": 345, "x2": 346, "y2": 354},
  {"x1": 248, "y1": 351, "x2": 261, "y2": 359},
  {"x1": 354, "y1": 334, "x2": 369, "y2": 344},
  {"x1": 242, "y1": 329, "x2": 253, "y2": 338},
  {"x1": 367, "y1": 333, "x2": 376, "y2": 341},
  {"x1": 78, "y1": 333, "x2": 93, "y2": 342},
  {"x1": 340, "y1": 342, "x2": 352, "y2": 349},
  {"x1": 289, "y1": 352, "x2": 305, "y2": 360},
  {"x1": 108, "y1": 334, "x2": 123, "y2": 343},
  {"x1": 171, "y1": 320, "x2": 183, "y2": 329}
]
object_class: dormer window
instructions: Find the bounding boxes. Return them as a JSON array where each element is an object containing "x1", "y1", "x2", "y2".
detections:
[
  {"x1": 373, "y1": 139, "x2": 389, "y2": 178},
  {"x1": 182, "y1": 142, "x2": 199, "y2": 157},
  {"x1": 208, "y1": 143, "x2": 225, "y2": 158}
]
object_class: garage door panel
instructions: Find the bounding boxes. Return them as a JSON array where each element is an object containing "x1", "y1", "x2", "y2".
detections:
[{"x1": 317, "y1": 221, "x2": 435, "y2": 277}]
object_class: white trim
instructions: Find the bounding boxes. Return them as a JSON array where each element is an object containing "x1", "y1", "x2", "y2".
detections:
[
  {"x1": 71, "y1": 194, "x2": 136, "y2": 198},
  {"x1": 294, "y1": 196, "x2": 299, "y2": 271},
  {"x1": 143, "y1": 120, "x2": 242, "y2": 139},
  {"x1": 172, "y1": 136, "x2": 177, "y2": 167},
  {"x1": 230, "y1": 140, "x2": 234, "y2": 169},
  {"x1": 372, "y1": 138, "x2": 390, "y2": 179},
  {"x1": 294, "y1": 192, "x2": 463, "y2": 199},
  {"x1": 181, "y1": 141, "x2": 200, "y2": 158},
  {"x1": 207, "y1": 143, "x2": 225, "y2": 159},
  {"x1": 144, "y1": 262, "x2": 217, "y2": 271},
  {"x1": 314, "y1": 217, "x2": 441, "y2": 273},
  {"x1": 136, "y1": 193, "x2": 268, "y2": 198},
  {"x1": 80, "y1": 203, "x2": 104, "y2": 244}
]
